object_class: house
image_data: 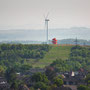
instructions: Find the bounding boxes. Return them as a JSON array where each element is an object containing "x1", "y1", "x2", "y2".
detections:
[
  {"x1": 0, "y1": 77, "x2": 10, "y2": 90},
  {"x1": 63, "y1": 70, "x2": 87, "y2": 85},
  {"x1": 56, "y1": 69, "x2": 88, "y2": 86}
]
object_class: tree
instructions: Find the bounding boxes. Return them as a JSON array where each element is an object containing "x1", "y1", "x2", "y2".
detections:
[
  {"x1": 0, "y1": 65, "x2": 5, "y2": 76},
  {"x1": 20, "y1": 64, "x2": 32, "y2": 72},
  {"x1": 45, "y1": 67, "x2": 56, "y2": 81},
  {"x1": 10, "y1": 81, "x2": 19, "y2": 90},
  {"x1": 53, "y1": 77, "x2": 63, "y2": 87},
  {"x1": 5, "y1": 68, "x2": 17, "y2": 84},
  {"x1": 77, "y1": 85, "x2": 89, "y2": 90},
  {"x1": 31, "y1": 72, "x2": 49, "y2": 84},
  {"x1": 34, "y1": 82, "x2": 48, "y2": 90},
  {"x1": 85, "y1": 74, "x2": 90, "y2": 86}
]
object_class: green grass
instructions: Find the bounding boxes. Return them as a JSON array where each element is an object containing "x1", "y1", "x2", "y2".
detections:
[{"x1": 32, "y1": 45, "x2": 72, "y2": 68}]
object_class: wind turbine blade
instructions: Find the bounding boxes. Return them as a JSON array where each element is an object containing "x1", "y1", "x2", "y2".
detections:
[{"x1": 46, "y1": 12, "x2": 50, "y2": 19}]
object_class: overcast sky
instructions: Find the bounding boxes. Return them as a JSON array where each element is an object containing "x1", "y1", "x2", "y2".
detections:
[{"x1": 0, "y1": 0, "x2": 90, "y2": 30}]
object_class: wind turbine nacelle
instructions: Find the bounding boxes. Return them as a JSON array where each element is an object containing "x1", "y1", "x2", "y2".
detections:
[{"x1": 45, "y1": 19, "x2": 49, "y2": 21}]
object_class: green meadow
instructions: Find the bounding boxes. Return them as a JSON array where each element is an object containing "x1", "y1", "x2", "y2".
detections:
[{"x1": 32, "y1": 45, "x2": 73, "y2": 68}]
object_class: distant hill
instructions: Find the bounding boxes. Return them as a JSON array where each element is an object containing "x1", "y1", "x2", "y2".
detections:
[
  {"x1": 1, "y1": 39, "x2": 90, "y2": 45},
  {"x1": 0, "y1": 27, "x2": 90, "y2": 41},
  {"x1": 58, "y1": 39, "x2": 90, "y2": 45},
  {"x1": 49, "y1": 39, "x2": 90, "y2": 45}
]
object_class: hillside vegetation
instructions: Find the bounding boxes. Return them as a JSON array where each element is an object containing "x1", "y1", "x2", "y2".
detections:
[
  {"x1": 0, "y1": 44, "x2": 51, "y2": 72},
  {"x1": 0, "y1": 44, "x2": 89, "y2": 73},
  {"x1": 50, "y1": 45, "x2": 90, "y2": 72},
  {"x1": 33, "y1": 45, "x2": 72, "y2": 67}
]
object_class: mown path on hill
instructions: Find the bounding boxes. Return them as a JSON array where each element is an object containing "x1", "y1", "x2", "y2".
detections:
[{"x1": 33, "y1": 45, "x2": 72, "y2": 68}]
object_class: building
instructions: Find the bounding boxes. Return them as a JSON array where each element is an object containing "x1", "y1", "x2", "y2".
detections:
[{"x1": 0, "y1": 77, "x2": 10, "y2": 90}]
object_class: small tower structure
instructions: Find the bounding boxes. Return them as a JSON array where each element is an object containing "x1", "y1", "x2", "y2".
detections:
[{"x1": 52, "y1": 38, "x2": 57, "y2": 44}]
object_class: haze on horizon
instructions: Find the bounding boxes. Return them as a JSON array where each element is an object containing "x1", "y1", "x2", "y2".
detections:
[{"x1": 0, "y1": 0, "x2": 90, "y2": 30}]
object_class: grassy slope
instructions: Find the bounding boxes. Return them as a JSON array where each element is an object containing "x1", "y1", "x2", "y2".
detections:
[{"x1": 32, "y1": 45, "x2": 73, "y2": 68}]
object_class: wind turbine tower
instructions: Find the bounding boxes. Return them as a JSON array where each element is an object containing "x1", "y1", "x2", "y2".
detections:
[{"x1": 45, "y1": 13, "x2": 50, "y2": 44}]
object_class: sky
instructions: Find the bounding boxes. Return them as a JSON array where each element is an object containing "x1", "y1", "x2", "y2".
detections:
[{"x1": 0, "y1": 0, "x2": 90, "y2": 30}]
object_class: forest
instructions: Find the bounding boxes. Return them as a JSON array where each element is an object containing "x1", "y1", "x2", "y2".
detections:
[{"x1": 0, "y1": 44, "x2": 51, "y2": 73}]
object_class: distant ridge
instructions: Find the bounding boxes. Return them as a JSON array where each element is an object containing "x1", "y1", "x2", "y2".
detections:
[
  {"x1": 0, "y1": 27, "x2": 90, "y2": 41},
  {"x1": 0, "y1": 39, "x2": 90, "y2": 45}
]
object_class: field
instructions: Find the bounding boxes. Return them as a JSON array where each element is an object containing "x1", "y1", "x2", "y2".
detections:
[{"x1": 31, "y1": 45, "x2": 73, "y2": 68}]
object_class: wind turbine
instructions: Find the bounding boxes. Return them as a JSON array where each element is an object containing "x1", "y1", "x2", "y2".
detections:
[{"x1": 44, "y1": 12, "x2": 50, "y2": 44}]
